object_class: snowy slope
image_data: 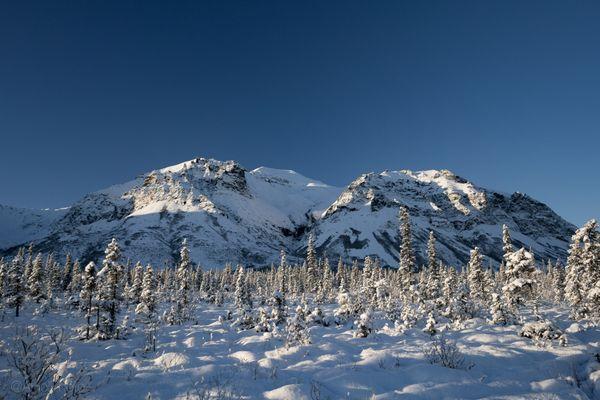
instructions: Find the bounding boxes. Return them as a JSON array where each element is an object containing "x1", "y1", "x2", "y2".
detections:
[
  {"x1": 0, "y1": 205, "x2": 67, "y2": 250},
  {"x1": 311, "y1": 169, "x2": 574, "y2": 267},
  {"x1": 0, "y1": 159, "x2": 575, "y2": 268}
]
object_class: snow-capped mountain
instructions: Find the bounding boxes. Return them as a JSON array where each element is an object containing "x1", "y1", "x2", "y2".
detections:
[
  {"x1": 312, "y1": 169, "x2": 574, "y2": 267},
  {"x1": 0, "y1": 158, "x2": 575, "y2": 268}
]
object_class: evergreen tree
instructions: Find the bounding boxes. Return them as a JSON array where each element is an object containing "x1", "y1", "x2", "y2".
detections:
[
  {"x1": 467, "y1": 247, "x2": 485, "y2": 302},
  {"x1": 502, "y1": 224, "x2": 513, "y2": 259},
  {"x1": 68, "y1": 259, "x2": 82, "y2": 293},
  {"x1": 27, "y1": 253, "x2": 45, "y2": 302},
  {"x1": 286, "y1": 306, "x2": 311, "y2": 346},
  {"x1": 0, "y1": 258, "x2": 6, "y2": 301},
  {"x1": 99, "y1": 238, "x2": 123, "y2": 337},
  {"x1": 80, "y1": 262, "x2": 97, "y2": 340},
  {"x1": 61, "y1": 253, "x2": 73, "y2": 291},
  {"x1": 490, "y1": 292, "x2": 513, "y2": 325},
  {"x1": 427, "y1": 231, "x2": 437, "y2": 270},
  {"x1": 306, "y1": 233, "x2": 318, "y2": 292},
  {"x1": 426, "y1": 231, "x2": 440, "y2": 300},
  {"x1": 6, "y1": 248, "x2": 25, "y2": 317},
  {"x1": 354, "y1": 310, "x2": 373, "y2": 338},
  {"x1": 140, "y1": 265, "x2": 157, "y2": 314},
  {"x1": 175, "y1": 239, "x2": 192, "y2": 322},
  {"x1": 565, "y1": 220, "x2": 600, "y2": 318},
  {"x1": 552, "y1": 260, "x2": 565, "y2": 304},
  {"x1": 399, "y1": 206, "x2": 416, "y2": 273},
  {"x1": 503, "y1": 248, "x2": 537, "y2": 308},
  {"x1": 129, "y1": 262, "x2": 144, "y2": 303},
  {"x1": 234, "y1": 265, "x2": 251, "y2": 311},
  {"x1": 423, "y1": 312, "x2": 437, "y2": 335}
]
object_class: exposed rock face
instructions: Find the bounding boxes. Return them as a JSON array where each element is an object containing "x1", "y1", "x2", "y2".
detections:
[{"x1": 0, "y1": 159, "x2": 575, "y2": 268}]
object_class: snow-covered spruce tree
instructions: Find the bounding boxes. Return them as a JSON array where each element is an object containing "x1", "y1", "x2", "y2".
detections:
[
  {"x1": 128, "y1": 262, "x2": 144, "y2": 304},
  {"x1": 138, "y1": 265, "x2": 157, "y2": 316},
  {"x1": 0, "y1": 258, "x2": 6, "y2": 303},
  {"x1": 136, "y1": 265, "x2": 158, "y2": 352},
  {"x1": 447, "y1": 275, "x2": 476, "y2": 324},
  {"x1": 305, "y1": 233, "x2": 318, "y2": 293},
  {"x1": 502, "y1": 224, "x2": 513, "y2": 259},
  {"x1": 489, "y1": 292, "x2": 514, "y2": 325},
  {"x1": 354, "y1": 309, "x2": 373, "y2": 338},
  {"x1": 6, "y1": 248, "x2": 25, "y2": 317},
  {"x1": 175, "y1": 239, "x2": 192, "y2": 323},
  {"x1": 61, "y1": 253, "x2": 73, "y2": 291},
  {"x1": 220, "y1": 263, "x2": 233, "y2": 294},
  {"x1": 441, "y1": 266, "x2": 457, "y2": 310},
  {"x1": 80, "y1": 261, "x2": 97, "y2": 340},
  {"x1": 269, "y1": 289, "x2": 287, "y2": 326},
  {"x1": 28, "y1": 253, "x2": 45, "y2": 303},
  {"x1": 23, "y1": 244, "x2": 33, "y2": 287},
  {"x1": 425, "y1": 231, "x2": 440, "y2": 300},
  {"x1": 318, "y1": 257, "x2": 333, "y2": 303},
  {"x1": 276, "y1": 262, "x2": 287, "y2": 294},
  {"x1": 565, "y1": 224, "x2": 589, "y2": 319},
  {"x1": 255, "y1": 307, "x2": 271, "y2": 332},
  {"x1": 335, "y1": 257, "x2": 346, "y2": 289},
  {"x1": 361, "y1": 256, "x2": 377, "y2": 309},
  {"x1": 579, "y1": 221, "x2": 600, "y2": 290},
  {"x1": 399, "y1": 206, "x2": 416, "y2": 274},
  {"x1": 571, "y1": 220, "x2": 600, "y2": 319},
  {"x1": 423, "y1": 312, "x2": 437, "y2": 335},
  {"x1": 427, "y1": 231, "x2": 437, "y2": 270},
  {"x1": 503, "y1": 248, "x2": 537, "y2": 309},
  {"x1": 98, "y1": 238, "x2": 124, "y2": 338},
  {"x1": 375, "y1": 275, "x2": 390, "y2": 310},
  {"x1": 45, "y1": 253, "x2": 61, "y2": 296},
  {"x1": 68, "y1": 259, "x2": 82, "y2": 294},
  {"x1": 286, "y1": 306, "x2": 311, "y2": 347},
  {"x1": 552, "y1": 260, "x2": 565, "y2": 304},
  {"x1": 467, "y1": 248, "x2": 485, "y2": 303},
  {"x1": 334, "y1": 284, "x2": 354, "y2": 325},
  {"x1": 234, "y1": 265, "x2": 251, "y2": 311}
]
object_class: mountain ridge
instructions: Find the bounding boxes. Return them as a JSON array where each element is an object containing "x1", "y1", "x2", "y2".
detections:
[{"x1": 0, "y1": 157, "x2": 576, "y2": 268}]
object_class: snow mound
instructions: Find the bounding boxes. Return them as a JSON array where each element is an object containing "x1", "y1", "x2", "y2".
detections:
[{"x1": 154, "y1": 352, "x2": 190, "y2": 370}]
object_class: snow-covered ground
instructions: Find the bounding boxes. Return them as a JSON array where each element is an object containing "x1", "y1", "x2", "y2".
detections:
[{"x1": 2, "y1": 301, "x2": 599, "y2": 399}]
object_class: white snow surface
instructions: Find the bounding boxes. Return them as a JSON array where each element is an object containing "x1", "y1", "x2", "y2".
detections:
[{"x1": 1, "y1": 302, "x2": 598, "y2": 399}]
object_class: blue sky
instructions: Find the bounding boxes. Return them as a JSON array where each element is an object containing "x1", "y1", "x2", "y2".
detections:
[{"x1": 0, "y1": 1, "x2": 598, "y2": 225}]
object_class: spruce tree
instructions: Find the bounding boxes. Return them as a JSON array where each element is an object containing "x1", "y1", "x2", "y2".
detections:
[
  {"x1": 68, "y1": 259, "x2": 82, "y2": 293},
  {"x1": 139, "y1": 265, "x2": 157, "y2": 314},
  {"x1": 129, "y1": 262, "x2": 144, "y2": 303},
  {"x1": 427, "y1": 231, "x2": 437, "y2": 270},
  {"x1": 502, "y1": 224, "x2": 513, "y2": 258},
  {"x1": 99, "y1": 238, "x2": 123, "y2": 336},
  {"x1": 399, "y1": 206, "x2": 416, "y2": 273},
  {"x1": 234, "y1": 265, "x2": 251, "y2": 311},
  {"x1": 503, "y1": 248, "x2": 537, "y2": 308},
  {"x1": 6, "y1": 248, "x2": 25, "y2": 317},
  {"x1": 28, "y1": 253, "x2": 45, "y2": 302},
  {"x1": 0, "y1": 258, "x2": 6, "y2": 301},
  {"x1": 80, "y1": 262, "x2": 97, "y2": 340},
  {"x1": 61, "y1": 253, "x2": 73, "y2": 291},
  {"x1": 176, "y1": 239, "x2": 192, "y2": 322},
  {"x1": 467, "y1": 247, "x2": 485, "y2": 302},
  {"x1": 306, "y1": 233, "x2": 318, "y2": 292},
  {"x1": 552, "y1": 260, "x2": 565, "y2": 304}
]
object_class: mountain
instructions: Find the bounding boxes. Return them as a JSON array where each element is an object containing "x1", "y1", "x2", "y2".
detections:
[
  {"x1": 312, "y1": 169, "x2": 574, "y2": 267},
  {"x1": 0, "y1": 158, "x2": 575, "y2": 268}
]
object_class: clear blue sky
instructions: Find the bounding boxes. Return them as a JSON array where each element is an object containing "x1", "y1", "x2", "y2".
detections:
[{"x1": 0, "y1": 1, "x2": 598, "y2": 225}]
